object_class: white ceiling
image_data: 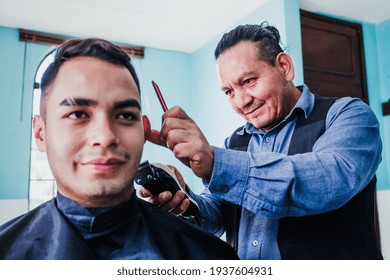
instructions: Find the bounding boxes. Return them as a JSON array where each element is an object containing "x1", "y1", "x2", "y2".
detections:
[{"x1": 1, "y1": 0, "x2": 389, "y2": 53}]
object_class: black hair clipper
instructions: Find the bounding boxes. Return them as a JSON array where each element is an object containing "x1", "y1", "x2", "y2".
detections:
[{"x1": 135, "y1": 160, "x2": 199, "y2": 217}]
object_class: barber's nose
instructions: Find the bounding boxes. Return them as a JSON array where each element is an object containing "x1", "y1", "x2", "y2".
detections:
[
  {"x1": 234, "y1": 89, "x2": 252, "y2": 109},
  {"x1": 88, "y1": 117, "x2": 119, "y2": 148}
]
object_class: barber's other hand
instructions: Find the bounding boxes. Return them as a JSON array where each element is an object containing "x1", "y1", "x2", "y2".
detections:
[
  {"x1": 136, "y1": 164, "x2": 191, "y2": 215},
  {"x1": 138, "y1": 188, "x2": 190, "y2": 215},
  {"x1": 147, "y1": 106, "x2": 214, "y2": 180}
]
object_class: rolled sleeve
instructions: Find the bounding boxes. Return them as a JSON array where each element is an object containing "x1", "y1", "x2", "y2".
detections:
[{"x1": 207, "y1": 147, "x2": 250, "y2": 204}]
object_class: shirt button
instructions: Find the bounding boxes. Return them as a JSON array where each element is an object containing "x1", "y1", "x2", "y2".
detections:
[
  {"x1": 265, "y1": 137, "x2": 271, "y2": 143},
  {"x1": 252, "y1": 240, "x2": 259, "y2": 246},
  {"x1": 221, "y1": 185, "x2": 229, "y2": 193}
]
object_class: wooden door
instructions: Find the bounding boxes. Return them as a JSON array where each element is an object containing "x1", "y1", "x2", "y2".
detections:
[{"x1": 300, "y1": 10, "x2": 369, "y2": 103}]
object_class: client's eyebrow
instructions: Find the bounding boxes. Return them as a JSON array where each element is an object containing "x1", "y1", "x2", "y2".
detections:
[
  {"x1": 114, "y1": 99, "x2": 141, "y2": 110},
  {"x1": 60, "y1": 97, "x2": 97, "y2": 107},
  {"x1": 59, "y1": 97, "x2": 141, "y2": 110}
]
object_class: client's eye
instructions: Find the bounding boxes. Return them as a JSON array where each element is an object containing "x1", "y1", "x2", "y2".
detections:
[
  {"x1": 69, "y1": 111, "x2": 88, "y2": 119},
  {"x1": 117, "y1": 112, "x2": 137, "y2": 121}
]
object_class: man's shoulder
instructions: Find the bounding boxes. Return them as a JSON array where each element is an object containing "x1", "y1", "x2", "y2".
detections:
[
  {"x1": 0, "y1": 199, "x2": 96, "y2": 259},
  {"x1": 0, "y1": 200, "x2": 54, "y2": 233},
  {"x1": 314, "y1": 94, "x2": 368, "y2": 110},
  {"x1": 136, "y1": 198, "x2": 239, "y2": 259},
  {"x1": 325, "y1": 96, "x2": 378, "y2": 125},
  {"x1": 0, "y1": 200, "x2": 54, "y2": 259}
]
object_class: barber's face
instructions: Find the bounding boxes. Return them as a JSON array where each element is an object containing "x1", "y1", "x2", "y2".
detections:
[
  {"x1": 216, "y1": 41, "x2": 296, "y2": 131},
  {"x1": 33, "y1": 57, "x2": 144, "y2": 207}
]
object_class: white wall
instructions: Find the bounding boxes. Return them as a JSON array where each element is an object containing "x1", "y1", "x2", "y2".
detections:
[
  {"x1": 377, "y1": 190, "x2": 390, "y2": 259},
  {"x1": 0, "y1": 199, "x2": 28, "y2": 225}
]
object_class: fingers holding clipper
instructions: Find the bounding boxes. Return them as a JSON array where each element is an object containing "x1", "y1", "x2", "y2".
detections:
[
  {"x1": 160, "y1": 190, "x2": 189, "y2": 215},
  {"x1": 137, "y1": 187, "x2": 173, "y2": 206}
]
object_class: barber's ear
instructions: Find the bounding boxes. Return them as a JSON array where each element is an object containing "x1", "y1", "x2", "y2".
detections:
[
  {"x1": 33, "y1": 115, "x2": 46, "y2": 152},
  {"x1": 142, "y1": 115, "x2": 151, "y2": 142},
  {"x1": 276, "y1": 52, "x2": 294, "y2": 82}
]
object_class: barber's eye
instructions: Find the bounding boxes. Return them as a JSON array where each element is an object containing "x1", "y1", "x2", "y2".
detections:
[
  {"x1": 225, "y1": 89, "x2": 232, "y2": 96},
  {"x1": 69, "y1": 111, "x2": 87, "y2": 119},
  {"x1": 244, "y1": 78, "x2": 254, "y2": 85}
]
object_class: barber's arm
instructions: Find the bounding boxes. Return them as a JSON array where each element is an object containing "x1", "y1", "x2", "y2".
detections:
[
  {"x1": 152, "y1": 106, "x2": 215, "y2": 179},
  {"x1": 205, "y1": 98, "x2": 382, "y2": 218},
  {"x1": 148, "y1": 99, "x2": 382, "y2": 219},
  {"x1": 140, "y1": 105, "x2": 230, "y2": 235},
  {"x1": 142, "y1": 105, "x2": 215, "y2": 211}
]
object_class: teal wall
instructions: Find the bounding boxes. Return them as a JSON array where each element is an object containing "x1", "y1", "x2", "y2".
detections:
[
  {"x1": 362, "y1": 21, "x2": 390, "y2": 190},
  {"x1": 0, "y1": 27, "x2": 52, "y2": 199},
  {"x1": 1, "y1": 0, "x2": 389, "y2": 202},
  {"x1": 375, "y1": 19, "x2": 390, "y2": 190}
]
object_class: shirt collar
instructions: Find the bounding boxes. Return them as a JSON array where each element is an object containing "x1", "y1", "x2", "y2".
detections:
[
  {"x1": 56, "y1": 191, "x2": 139, "y2": 238},
  {"x1": 292, "y1": 84, "x2": 315, "y2": 119},
  {"x1": 237, "y1": 84, "x2": 314, "y2": 135}
]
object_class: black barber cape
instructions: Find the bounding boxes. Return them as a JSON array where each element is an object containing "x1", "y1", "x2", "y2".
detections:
[{"x1": 0, "y1": 192, "x2": 238, "y2": 260}]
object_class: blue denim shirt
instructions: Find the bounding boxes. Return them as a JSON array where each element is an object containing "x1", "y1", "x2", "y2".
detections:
[{"x1": 190, "y1": 85, "x2": 382, "y2": 259}]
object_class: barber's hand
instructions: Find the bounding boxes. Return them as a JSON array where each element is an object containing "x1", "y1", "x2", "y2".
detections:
[
  {"x1": 136, "y1": 164, "x2": 191, "y2": 215},
  {"x1": 147, "y1": 106, "x2": 214, "y2": 180}
]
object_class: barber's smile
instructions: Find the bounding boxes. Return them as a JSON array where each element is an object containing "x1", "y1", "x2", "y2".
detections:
[
  {"x1": 82, "y1": 158, "x2": 126, "y2": 173},
  {"x1": 243, "y1": 102, "x2": 265, "y2": 117}
]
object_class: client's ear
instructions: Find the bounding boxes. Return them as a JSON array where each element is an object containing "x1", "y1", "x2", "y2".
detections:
[
  {"x1": 142, "y1": 115, "x2": 151, "y2": 142},
  {"x1": 33, "y1": 115, "x2": 46, "y2": 152}
]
